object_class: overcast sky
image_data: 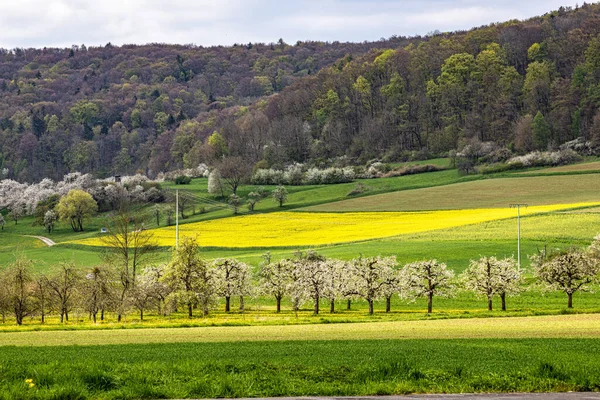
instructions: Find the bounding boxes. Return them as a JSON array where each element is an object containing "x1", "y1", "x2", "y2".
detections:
[{"x1": 0, "y1": 0, "x2": 584, "y2": 49}]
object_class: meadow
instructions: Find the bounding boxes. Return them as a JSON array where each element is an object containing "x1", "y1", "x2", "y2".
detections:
[
  {"x1": 0, "y1": 336, "x2": 599, "y2": 398},
  {"x1": 305, "y1": 174, "x2": 600, "y2": 212}
]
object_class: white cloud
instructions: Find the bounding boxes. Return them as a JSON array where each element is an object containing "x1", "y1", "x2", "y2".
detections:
[{"x1": 0, "y1": 0, "x2": 584, "y2": 48}]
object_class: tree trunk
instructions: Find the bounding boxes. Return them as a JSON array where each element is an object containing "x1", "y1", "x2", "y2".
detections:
[
  {"x1": 568, "y1": 292, "x2": 573, "y2": 308},
  {"x1": 225, "y1": 296, "x2": 231, "y2": 312},
  {"x1": 65, "y1": 310, "x2": 69, "y2": 322},
  {"x1": 368, "y1": 299, "x2": 374, "y2": 315},
  {"x1": 140, "y1": 309, "x2": 143, "y2": 321},
  {"x1": 276, "y1": 296, "x2": 281, "y2": 313},
  {"x1": 100, "y1": 309, "x2": 104, "y2": 321},
  {"x1": 41, "y1": 310, "x2": 45, "y2": 324},
  {"x1": 60, "y1": 312, "x2": 64, "y2": 323},
  {"x1": 314, "y1": 295, "x2": 319, "y2": 315},
  {"x1": 330, "y1": 299, "x2": 335, "y2": 313},
  {"x1": 92, "y1": 312, "x2": 97, "y2": 324},
  {"x1": 239, "y1": 296, "x2": 244, "y2": 312},
  {"x1": 347, "y1": 299, "x2": 351, "y2": 310},
  {"x1": 500, "y1": 292, "x2": 506, "y2": 311},
  {"x1": 427, "y1": 293, "x2": 433, "y2": 314},
  {"x1": 386, "y1": 296, "x2": 391, "y2": 313},
  {"x1": 188, "y1": 302, "x2": 193, "y2": 318},
  {"x1": 488, "y1": 296, "x2": 493, "y2": 311}
]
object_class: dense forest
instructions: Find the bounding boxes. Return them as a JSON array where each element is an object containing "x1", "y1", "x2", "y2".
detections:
[{"x1": 1, "y1": 3, "x2": 600, "y2": 182}]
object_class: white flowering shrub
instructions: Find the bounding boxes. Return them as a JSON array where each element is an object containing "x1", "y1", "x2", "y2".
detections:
[{"x1": 251, "y1": 169, "x2": 285, "y2": 185}]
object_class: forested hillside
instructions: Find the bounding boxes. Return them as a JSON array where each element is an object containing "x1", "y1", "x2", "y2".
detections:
[{"x1": 1, "y1": 3, "x2": 600, "y2": 182}]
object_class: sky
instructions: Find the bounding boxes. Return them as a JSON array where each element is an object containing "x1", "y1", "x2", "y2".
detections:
[{"x1": 0, "y1": 0, "x2": 585, "y2": 49}]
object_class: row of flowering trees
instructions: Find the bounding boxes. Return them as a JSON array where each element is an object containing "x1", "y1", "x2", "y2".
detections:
[
  {"x1": 2, "y1": 233, "x2": 599, "y2": 325},
  {"x1": 0, "y1": 173, "x2": 164, "y2": 223}
]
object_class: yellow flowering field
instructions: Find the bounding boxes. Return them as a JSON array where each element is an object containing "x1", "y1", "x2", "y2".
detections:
[{"x1": 71, "y1": 202, "x2": 599, "y2": 248}]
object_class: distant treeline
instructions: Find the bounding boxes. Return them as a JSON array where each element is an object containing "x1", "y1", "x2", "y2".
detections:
[{"x1": 1, "y1": 4, "x2": 600, "y2": 182}]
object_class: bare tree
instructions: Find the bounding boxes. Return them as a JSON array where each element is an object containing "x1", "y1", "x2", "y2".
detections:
[
  {"x1": 47, "y1": 262, "x2": 81, "y2": 323},
  {"x1": 101, "y1": 206, "x2": 157, "y2": 321},
  {"x1": 2, "y1": 256, "x2": 35, "y2": 325},
  {"x1": 218, "y1": 156, "x2": 251, "y2": 195},
  {"x1": 82, "y1": 265, "x2": 114, "y2": 323},
  {"x1": 32, "y1": 274, "x2": 51, "y2": 324}
]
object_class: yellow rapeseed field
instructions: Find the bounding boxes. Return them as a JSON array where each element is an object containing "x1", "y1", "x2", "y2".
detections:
[{"x1": 71, "y1": 202, "x2": 599, "y2": 248}]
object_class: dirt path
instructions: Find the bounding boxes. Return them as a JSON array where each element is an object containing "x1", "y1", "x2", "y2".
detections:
[{"x1": 25, "y1": 235, "x2": 56, "y2": 247}]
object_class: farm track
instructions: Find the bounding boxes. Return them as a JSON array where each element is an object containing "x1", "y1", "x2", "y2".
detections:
[{"x1": 24, "y1": 235, "x2": 56, "y2": 246}]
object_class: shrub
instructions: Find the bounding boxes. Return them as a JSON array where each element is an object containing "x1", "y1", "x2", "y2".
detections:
[
  {"x1": 283, "y1": 164, "x2": 304, "y2": 186},
  {"x1": 507, "y1": 149, "x2": 582, "y2": 168},
  {"x1": 479, "y1": 162, "x2": 525, "y2": 175},
  {"x1": 175, "y1": 175, "x2": 192, "y2": 185},
  {"x1": 251, "y1": 169, "x2": 284, "y2": 185},
  {"x1": 382, "y1": 164, "x2": 444, "y2": 178},
  {"x1": 347, "y1": 183, "x2": 368, "y2": 197}
]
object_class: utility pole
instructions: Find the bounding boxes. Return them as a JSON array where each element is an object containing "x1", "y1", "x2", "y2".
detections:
[
  {"x1": 176, "y1": 189, "x2": 179, "y2": 249},
  {"x1": 509, "y1": 204, "x2": 528, "y2": 269}
]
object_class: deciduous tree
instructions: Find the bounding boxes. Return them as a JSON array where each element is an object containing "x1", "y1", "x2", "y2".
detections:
[
  {"x1": 55, "y1": 189, "x2": 98, "y2": 232},
  {"x1": 401, "y1": 260, "x2": 455, "y2": 314},
  {"x1": 461, "y1": 256, "x2": 521, "y2": 311},
  {"x1": 533, "y1": 248, "x2": 599, "y2": 308}
]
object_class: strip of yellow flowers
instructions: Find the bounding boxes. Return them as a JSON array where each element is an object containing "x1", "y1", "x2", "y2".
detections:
[{"x1": 71, "y1": 202, "x2": 599, "y2": 248}]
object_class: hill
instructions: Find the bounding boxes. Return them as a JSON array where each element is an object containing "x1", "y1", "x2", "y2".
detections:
[{"x1": 2, "y1": 4, "x2": 600, "y2": 182}]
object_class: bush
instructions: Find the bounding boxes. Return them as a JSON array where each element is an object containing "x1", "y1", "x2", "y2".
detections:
[
  {"x1": 456, "y1": 158, "x2": 477, "y2": 175},
  {"x1": 347, "y1": 183, "x2": 368, "y2": 197},
  {"x1": 304, "y1": 167, "x2": 355, "y2": 185},
  {"x1": 479, "y1": 162, "x2": 525, "y2": 175},
  {"x1": 251, "y1": 169, "x2": 284, "y2": 185},
  {"x1": 175, "y1": 175, "x2": 192, "y2": 185},
  {"x1": 382, "y1": 164, "x2": 444, "y2": 178},
  {"x1": 507, "y1": 149, "x2": 582, "y2": 168},
  {"x1": 251, "y1": 166, "x2": 355, "y2": 186}
]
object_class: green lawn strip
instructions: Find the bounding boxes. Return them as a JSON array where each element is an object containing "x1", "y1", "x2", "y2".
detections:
[{"x1": 0, "y1": 337, "x2": 598, "y2": 398}]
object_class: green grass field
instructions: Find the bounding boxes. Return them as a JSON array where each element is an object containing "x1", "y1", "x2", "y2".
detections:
[{"x1": 0, "y1": 334, "x2": 599, "y2": 398}]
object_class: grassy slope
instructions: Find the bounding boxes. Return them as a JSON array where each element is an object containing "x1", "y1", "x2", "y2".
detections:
[{"x1": 304, "y1": 173, "x2": 600, "y2": 212}]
